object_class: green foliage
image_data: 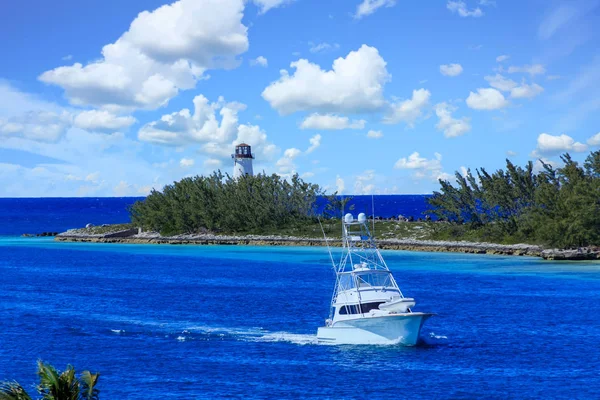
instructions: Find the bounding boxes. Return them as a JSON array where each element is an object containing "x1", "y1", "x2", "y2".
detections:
[
  {"x1": 428, "y1": 150, "x2": 600, "y2": 248},
  {"x1": 129, "y1": 172, "x2": 324, "y2": 235},
  {"x1": 0, "y1": 361, "x2": 99, "y2": 400}
]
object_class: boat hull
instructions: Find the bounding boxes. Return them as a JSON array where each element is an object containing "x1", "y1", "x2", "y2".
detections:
[{"x1": 317, "y1": 313, "x2": 433, "y2": 345}]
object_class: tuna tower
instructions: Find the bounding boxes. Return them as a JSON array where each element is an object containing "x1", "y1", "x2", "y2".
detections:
[{"x1": 232, "y1": 143, "x2": 254, "y2": 178}]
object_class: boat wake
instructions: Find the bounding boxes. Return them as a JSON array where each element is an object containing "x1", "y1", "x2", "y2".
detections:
[{"x1": 106, "y1": 324, "x2": 446, "y2": 347}]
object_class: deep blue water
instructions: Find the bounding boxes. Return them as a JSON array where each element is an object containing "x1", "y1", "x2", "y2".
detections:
[
  {"x1": 0, "y1": 196, "x2": 430, "y2": 236},
  {"x1": 1, "y1": 238, "x2": 600, "y2": 399}
]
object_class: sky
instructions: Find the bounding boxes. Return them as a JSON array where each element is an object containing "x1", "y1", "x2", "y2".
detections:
[{"x1": 1, "y1": 0, "x2": 600, "y2": 197}]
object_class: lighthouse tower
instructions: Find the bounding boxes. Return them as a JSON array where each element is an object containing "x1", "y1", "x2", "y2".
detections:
[{"x1": 232, "y1": 143, "x2": 254, "y2": 178}]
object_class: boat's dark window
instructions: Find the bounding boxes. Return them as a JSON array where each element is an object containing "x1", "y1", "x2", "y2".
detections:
[{"x1": 339, "y1": 302, "x2": 385, "y2": 315}]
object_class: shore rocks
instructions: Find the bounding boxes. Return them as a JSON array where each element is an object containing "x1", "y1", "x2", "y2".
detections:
[
  {"x1": 55, "y1": 229, "x2": 543, "y2": 257},
  {"x1": 541, "y1": 248, "x2": 600, "y2": 261}
]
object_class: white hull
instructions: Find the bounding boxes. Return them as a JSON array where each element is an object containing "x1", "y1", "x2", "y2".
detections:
[{"x1": 317, "y1": 313, "x2": 433, "y2": 345}]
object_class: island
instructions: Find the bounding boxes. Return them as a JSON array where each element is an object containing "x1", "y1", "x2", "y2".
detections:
[{"x1": 55, "y1": 150, "x2": 600, "y2": 261}]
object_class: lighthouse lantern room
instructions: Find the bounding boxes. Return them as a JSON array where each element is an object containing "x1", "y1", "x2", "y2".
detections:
[{"x1": 232, "y1": 143, "x2": 254, "y2": 178}]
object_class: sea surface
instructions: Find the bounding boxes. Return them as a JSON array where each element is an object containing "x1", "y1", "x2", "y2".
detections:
[
  {"x1": 1, "y1": 199, "x2": 600, "y2": 399},
  {"x1": 0, "y1": 195, "x2": 430, "y2": 236}
]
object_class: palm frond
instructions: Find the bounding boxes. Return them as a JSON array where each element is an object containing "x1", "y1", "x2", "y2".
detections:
[
  {"x1": 79, "y1": 371, "x2": 99, "y2": 400},
  {"x1": 0, "y1": 381, "x2": 33, "y2": 400}
]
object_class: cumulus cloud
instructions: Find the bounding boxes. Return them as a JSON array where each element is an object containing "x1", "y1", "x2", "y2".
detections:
[
  {"x1": 180, "y1": 158, "x2": 195, "y2": 168},
  {"x1": 39, "y1": 0, "x2": 249, "y2": 111},
  {"x1": 262, "y1": 45, "x2": 390, "y2": 115},
  {"x1": 276, "y1": 147, "x2": 302, "y2": 175},
  {"x1": 587, "y1": 132, "x2": 600, "y2": 146},
  {"x1": 250, "y1": 56, "x2": 268, "y2": 67},
  {"x1": 507, "y1": 64, "x2": 546, "y2": 76},
  {"x1": 335, "y1": 175, "x2": 345, "y2": 194},
  {"x1": 435, "y1": 102, "x2": 471, "y2": 138},
  {"x1": 533, "y1": 133, "x2": 587, "y2": 156},
  {"x1": 485, "y1": 74, "x2": 518, "y2": 92},
  {"x1": 440, "y1": 63, "x2": 463, "y2": 77},
  {"x1": 447, "y1": 1, "x2": 483, "y2": 17},
  {"x1": 367, "y1": 130, "x2": 383, "y2": 139},
  {"x1": 510, "y1": 82, "x2": 544, "y2": 99},
  {"x1": 300, "y1": 113, "x2": 366, "y2": 130},
  {"x1": 384, "y1": 88, "x2": 430, "y2": 125},
  {"x1": 496, "y1": 55, "x2": 510, "y2": 62},
  {"x1": 138, "y1": 94, "x2": 277, "y2": 161},
  {"x1": 354, "y1": 0, "x2": 397, "y2": 19},
  {"x1": 74, "y1": 110, "x2": 136, "y2": 131},
  {"x1": 354, "y1": 169, "x2": 376, "y2": 194},
  {"x1": 394, "y1": 151, "x2": 448, "y2": 181},
  {"x1": 466, "y1": 88, "x2": 509, "y2": 110},
  {"x1": 306, "y1": 134, "x2": 321, "y2": 154}
]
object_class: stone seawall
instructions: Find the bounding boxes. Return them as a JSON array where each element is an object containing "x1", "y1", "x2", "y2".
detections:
[{"x1": 55, "y1": 233, "x2": 542, "y2": 257}]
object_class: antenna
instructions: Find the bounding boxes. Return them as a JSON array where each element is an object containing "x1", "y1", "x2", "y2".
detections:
[
  {"x1": 318, "y1": 217, "x2": 336, "y2": 271},
  {"x1": 371, "y1": 193, "x2": 375, "y2": 236}
]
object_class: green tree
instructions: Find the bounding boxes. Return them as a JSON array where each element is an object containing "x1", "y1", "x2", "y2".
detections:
[{"x1": 0, "y1": 361, "x2": 99, "y2": 400}]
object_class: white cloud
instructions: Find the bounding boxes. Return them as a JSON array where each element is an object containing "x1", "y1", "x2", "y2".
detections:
[
  {"x1": 204, "y1": 158, "x2": 223, "y2": 169},
  {"x1": 262, "y1": 45, "x2": 390, "y2": 115},
  {"x1": 367, "y1": 130, "x2": 383, "y2": 139},
  {"x1": 510, "y1": 82, "x2": 544, "y2": 99},
  {"x1": 252, "y1": 0, "x2": 292, "y2": 14},
  {"x1": 447, "y1": 1, "x2": 483, "y2": 17},
  {"x1": 394, "y1": 151, "x2": 448, "y2": 181},
  {"x1": 306, "y1": 134, "x2": 321, "y2": 154},
  {"x1": 588, "y1": 132, "x2": 600, "y2": 147},
  {"x1": 384, "y1": 88, "x2": 430, "y2": 125},
  {"x1": 276, "y1": 147, "x2": 302, "y2": 174},
  {"x1": 62, "y1": 55, "x2": 73, "y2": 61},
  {"x1": 507, "y1": 64, "x2": 546, "y2": 76},
  {"x1": 0, "y1": 111, "x2": 72, "y2": 142},
  {"x1": 138, "y1": 94, "x2": 278, "y2": 162},
  {"x1": 300, "y1": 113, "x2": 366, "y2": 130},
  {"x1": 335, "y1": 175, "x2": 345, "y2": 194},
  {"x1": 354, "y1": 0, "x2": 397, "y2": 19},
  {"x1": 435, "y1": 102, "x2": 471, "y2": 138},
  {"x1": 440, "y1": 63, "x2": 463, "y2": 77},
  {"x1": 309, "y1": 42, "x2": 340, "y2": 54},
  {"x1": 507, "y1": 150, "x2": 517, "y2": 156},
  {"x1": 533, "y1": 133, "x2": 587, "y2": 156},
  {"x1": 250, "y1": 56, "x2": 268, "y2": 67},
  {"x1": 180, "y1": 158, "x2": 195, "y2": 168},
  {"x1": 354, "y1": 169, "x2": 376, "y2": 194},
  {"x1": 484, "y1": 74, "x2": 517, "y2": 92},
  {"x1": 74, "y1": 110, "x2": 136, "y2": 131},
  {"x1": 39, "y1": 0, "x2": 249, "y2": 111},
  {"x1": 496, "y1": 55, "x2": 510, "y2": 62},
  {"x1": 466, "y1": 88, "x2": 509, "y2": 110}
]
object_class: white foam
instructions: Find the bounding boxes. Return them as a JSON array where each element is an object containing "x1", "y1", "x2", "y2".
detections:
[
  {"x1": 176, "y1": 336, "x2": 186, "y2": 342},
  {"x1": 254, "y1": 332, "x2": 319, "y2": 345},
  {"x1": 110, "y1": 329, "x2": 124, "y2": 334}
]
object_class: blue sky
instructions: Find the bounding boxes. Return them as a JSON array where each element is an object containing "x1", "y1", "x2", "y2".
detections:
[{"x1": 1, "y1": 0, "x2": 599, "y2": 197}]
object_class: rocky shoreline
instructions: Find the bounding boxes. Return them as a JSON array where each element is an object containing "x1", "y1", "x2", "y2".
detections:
[{"x1": 55, "y1": 229, "x2": 545, "y2": 257}]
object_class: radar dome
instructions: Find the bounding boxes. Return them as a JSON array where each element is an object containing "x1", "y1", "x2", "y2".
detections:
[
  {"x1": 344, "y1": 213, "x2": 354, "y2": 223},
  {"x1": 357, "y1": 213, "x2": 367, "y2": 223}
]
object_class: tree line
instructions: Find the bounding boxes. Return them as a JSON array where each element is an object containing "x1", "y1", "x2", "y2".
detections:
[
  {"x1": 427, "y1": 150, "x2": 600, "y2": 248},
  {"x1": 129, "y1": 172, "x2": 324, "y2": 235}
]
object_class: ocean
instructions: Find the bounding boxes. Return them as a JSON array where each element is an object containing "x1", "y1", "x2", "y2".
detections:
[
  {"x1": 0, "y1": 195, "x2": 431, "y2": 236},
  {"x1": 1, "y1": 198, "x2": 599, "y2": 399}
]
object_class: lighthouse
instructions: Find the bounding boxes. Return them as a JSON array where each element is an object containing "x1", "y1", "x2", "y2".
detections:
[{"x1": 232, "y1": 143, "x2": 254, "y2": 178}]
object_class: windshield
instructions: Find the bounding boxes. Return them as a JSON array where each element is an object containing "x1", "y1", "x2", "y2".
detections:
[{"x1": 356, "y1": 272, "x2": 393, "y2": 288}]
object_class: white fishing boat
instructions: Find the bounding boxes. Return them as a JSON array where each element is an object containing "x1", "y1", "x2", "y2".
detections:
[{"x1": 317, "y1": 213, "x2": 434, "y2": 345}]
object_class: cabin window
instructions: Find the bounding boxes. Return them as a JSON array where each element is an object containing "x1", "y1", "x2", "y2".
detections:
[
  {"x1": 338, "y1": 274, "x2": 356, "y2": 291},
  {"x1": 356, "y1": 273, "x2": 392, "y2": 288},
  {"x1": 338, "y1": 302, "x2": 385, "y2": 315}
]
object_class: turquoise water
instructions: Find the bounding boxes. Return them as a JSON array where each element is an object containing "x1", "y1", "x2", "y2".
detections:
[{"x1": 1, "y1": 237, "x2": 599, "y2": 398}]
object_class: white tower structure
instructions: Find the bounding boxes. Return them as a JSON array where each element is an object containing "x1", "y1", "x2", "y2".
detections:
[{"x1": 232, "y1": 143, "x2": 254, "y2": 178}]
